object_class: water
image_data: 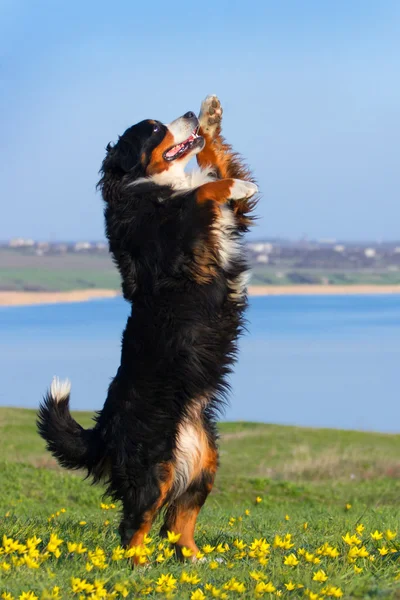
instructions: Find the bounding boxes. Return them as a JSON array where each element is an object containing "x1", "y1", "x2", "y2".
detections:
[{"x1": 0, "y1": 295, "x2": 399, "y2": 433}]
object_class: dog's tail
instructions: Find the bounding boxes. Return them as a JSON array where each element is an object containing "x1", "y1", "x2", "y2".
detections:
[{"x1": 37, "y1": 377, "x2": 100, "y2": 473}]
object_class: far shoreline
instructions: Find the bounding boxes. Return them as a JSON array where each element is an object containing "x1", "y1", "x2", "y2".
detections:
[{"x1": 1, "y1": 284, "x2": 400, "y2": 307}]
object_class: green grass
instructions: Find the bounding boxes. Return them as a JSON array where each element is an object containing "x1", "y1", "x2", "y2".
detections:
[
  {"x1": 1, "y1": 408, "x2": 400, "y2": 599},
  {"x1": 2, "y1": 248, "x2": 400, "y2": 291},
  {"x1": 0, "y1": 267, "x2": 121, "y2": 292}
]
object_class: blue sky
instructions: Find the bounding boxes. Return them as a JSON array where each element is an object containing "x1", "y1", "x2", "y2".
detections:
[{"x1": 1, "y1": 0, "x2": 399, "y2": 241}]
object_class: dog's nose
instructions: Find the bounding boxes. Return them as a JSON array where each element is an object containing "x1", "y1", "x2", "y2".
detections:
[{"x1": 184, "y1": 111, "x2": 195, "y2": 119}]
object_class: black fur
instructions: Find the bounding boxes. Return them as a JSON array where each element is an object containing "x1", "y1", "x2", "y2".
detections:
[{"x1": 37, "y1": 115, "x2": 253, "y2": 550}]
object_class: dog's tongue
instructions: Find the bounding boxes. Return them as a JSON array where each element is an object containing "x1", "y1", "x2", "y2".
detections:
[
  {"x1": 165, "y1": 143, "x2": 185, "y2": 159},
  {"x1": 165, "y1": 132, "x2": 197, "y2": 159}
]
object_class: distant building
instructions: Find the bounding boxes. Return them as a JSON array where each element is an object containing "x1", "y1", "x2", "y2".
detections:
[
  {"x1": 9, "y1": 237, "x2": 34, "y2": 248},
  {"x1": 364, "y1": 248, "x2": 376, "y2": 258},
  {"x1": 74, "y1": 241, "x2": 92, "y2": 251}
]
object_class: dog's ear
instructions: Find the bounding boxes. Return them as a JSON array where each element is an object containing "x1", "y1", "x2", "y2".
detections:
[{"x1": 107, "y1": 137, "x2": 142, "y2": 175}]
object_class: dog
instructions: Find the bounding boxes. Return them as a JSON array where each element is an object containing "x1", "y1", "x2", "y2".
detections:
[{"x1": 37, "y1": 95, "x2": 258, "y2": 562}]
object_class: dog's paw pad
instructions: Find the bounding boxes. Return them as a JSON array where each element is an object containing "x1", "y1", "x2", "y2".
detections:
[{"x1": 199, "y1": 95, "x2": 223, "y2": 136}]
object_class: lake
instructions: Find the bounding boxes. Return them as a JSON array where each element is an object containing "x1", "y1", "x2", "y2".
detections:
[{"x1": 0, "y1": 295, "x2": 399, "y2": 432}]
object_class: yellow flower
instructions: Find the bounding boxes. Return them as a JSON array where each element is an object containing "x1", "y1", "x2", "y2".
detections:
[
  {"x1": 285, "y1": 514, "x2": 290, "y2": 521},
  {"x1": 358, "y1": 546, "x2": 369, "y2": 558},
  {"x1": 191, "y1": 591, "x2": 206, "y2": 600},
  {"x1": 47, "y1": 533, "x2": 63, "y2": 554},
  {"x1": 26, "y1": 536, "x2": 41, "y2": 550},
  {"x1": 233, "y1": 539, "x2": 246, "y2": 550},
  {"x1": 23, "y1": 555, "x2": 39, "y2": 569},
  {"x1": 356, "y1": 524, "x2": 365, "y2": 535},
  {"x1": 354, "y1": 565, "x2": 363, "y2": 574},
  {"x1": 114, "y1": 582, "x2": 129, "y2": 598},
  {"x1": 303, "y1": 522, "x2": 308, "y2": 530},
  {"x1": 112, "y1": 546, "x2": 125, "y2": 561},
  {"x1": 345, "y1": 503, "x2": 352, "y2": 510},
  {"x1": 202, "y1": 544, "x2": 215, "y2": 554},
  {"x1": 71, "y1": 578, "x2": 91, "y2": 593},
  {"x1": 0, "y1": 561, "x2": 11, "y2": 571},
  {"x1": 181, "y1": 546, "x2": 193, "y2": 558},
  {"x1": 305, "y1": 551, "x2": 315, "y2": 563},
  {"x1": 209, "y1": 560, "x2": 219, "y2": 569},
  {"x1": 285, "y1": 582, "x2": 296, "y2": 591},
  {"x1": 204, "y1": 585, "x2": 228, "y2": 599},
  {"x1": 254, "y1": 581, "x2": 276, "y2": 596},
  {"x1": 378, "y1": 546, "x2": 389, "y2": 556},
  {"x1": 216, "y1": 543, "x2": 229, "y2": 553},
  {"x1": 321, "y1": 586, "x2": 343, "y2": 598},
  {"x1": 371, "y1": 530, "x2": 383, "y2": 540},
  {"x1": 386, "y1": 529, "x2": 397, "y2": 541},
  {"x1": 342, "y1": 532, "x2": 361, "y2": 546},
  {"x1": 180, "y1": 572, "x2": 201, "y2": 584},
  {"x1": 104, "y1": 520, "x2": 110, "y2": 526},
  {"x1": 18, "y1": 594, "x2": 38, "y2": 600},
  {"x1": 195, "y1": 551, "x2": 204, "y2": 560},
  {"x1": 256, "y1": 496, "x2": 262, "y2": 504},
  {"x1": 250, "y1": 571, "x2": 267, "y2": 581},
  {"x1": 223, "y1": 578, "x2": 245, "y2": 593},
  {"x1": 2, "y1": 593, "x2": 14, "y2": 600},
  {"x1": 284, "y1": 553, "x2": 299, "y2": 566},
  {"x1": 155, "y1": 573, "x2": 177, "y2": 593},
  {"x1": 274, "y1": 534, "x2": 294, "y2": 550},
  {"x1": 166, "y1": 531, "x2": 181, "y2": 544},
  {"x1": 67, "y1": 542, "x2": 77, "y2": 553},
  {"x1": 245, "y1": 509, "x2": 250, "y2": 516},
  {"x1": 313, "y1": 570, "x2": 328, "y2": 582},
  {"x1": 79, "y1": 521, "x2": 86, "y2": 526}
]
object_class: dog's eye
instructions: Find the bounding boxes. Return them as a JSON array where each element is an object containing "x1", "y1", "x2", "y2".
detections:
[{"x1": 153, "y1": 124, "x2": 160, "y2": 133}]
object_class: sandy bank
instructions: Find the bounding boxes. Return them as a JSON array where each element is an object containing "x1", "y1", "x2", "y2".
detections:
[
  {"x1": 248, "y1": 285, "x2": 400, "y2": 296},
  {"x1": 0, "y1": 289, "x2": 119, "y2": 307},
  {"x1": 1, "y1": 285, "x2": 400, "y2": 307}
]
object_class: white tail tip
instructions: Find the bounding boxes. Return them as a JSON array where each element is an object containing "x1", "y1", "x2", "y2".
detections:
[{"x1": 50, "y1": 376, "x2": 71, "y2": 403}]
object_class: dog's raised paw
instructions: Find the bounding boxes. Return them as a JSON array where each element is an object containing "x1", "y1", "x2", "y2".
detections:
[
  {"x1": 199, "y1": 94, "x2": 223, "y2": 136},
  {"x1": 229, "y1": 180, "x2": 258, "y2": 200}
]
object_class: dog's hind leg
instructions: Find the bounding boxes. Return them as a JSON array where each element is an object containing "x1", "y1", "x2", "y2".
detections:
[
  {"x1": 160, "y1": 448, "x2": 218, "y2": 559},
  {"x1": 119, "y1": 463, "x2": 174, "y2": 565}
]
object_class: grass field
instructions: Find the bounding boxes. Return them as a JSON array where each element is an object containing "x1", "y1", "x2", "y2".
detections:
[
  {"x1": 1, "y1": 408, "x2": 399, "y2": 599},
  {"x1": 2, "y1": 249, "x2": 400, "y2": 292}
]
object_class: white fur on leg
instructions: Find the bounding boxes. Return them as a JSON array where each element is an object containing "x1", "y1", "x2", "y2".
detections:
[
  {"x1": 50, "y1": 376, "x2": 71, "y2": 403},
  {"x1": 228, "y1": 180, "x2": 258, "y2": 200}
]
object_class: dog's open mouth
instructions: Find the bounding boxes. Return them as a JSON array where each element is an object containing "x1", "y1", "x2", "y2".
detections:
[{"x1": 163, "y1": 127, "x2": 203, "y2": 161}]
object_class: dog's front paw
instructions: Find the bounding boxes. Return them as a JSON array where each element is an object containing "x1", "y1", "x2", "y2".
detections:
[
  {"x1": 229, "y1": 179, "x2": 258, "y2": 200},
  {"x1": 198, "y1": 94, "x2": 223, "y2": 137}
]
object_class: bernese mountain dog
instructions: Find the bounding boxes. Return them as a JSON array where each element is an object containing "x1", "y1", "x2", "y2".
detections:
[{"x1": 38, "y1": 95, "x2": 258, "y2": 562}]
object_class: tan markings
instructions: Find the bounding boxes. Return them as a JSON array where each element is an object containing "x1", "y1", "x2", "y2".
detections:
[
  {"x1": 147, "y1": 130, "x2": 175, "y2": 175},
  {"x1": 196, "y1": 179, "x2": 235, "y2": 204},
  {"x1": 172, "y1": 506, "x2": 202, "y2": 556},
  {"x1": 127, "y1": 462, "x2": 174, "y2": 565},
  {"x1": 197, "y1": 130, "x2": 256, "y2": 228}
]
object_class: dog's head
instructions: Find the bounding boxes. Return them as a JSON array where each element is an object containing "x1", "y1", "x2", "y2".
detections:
[{"x1": 100, "y1": 111, "x2": 205, "y2": 183}]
